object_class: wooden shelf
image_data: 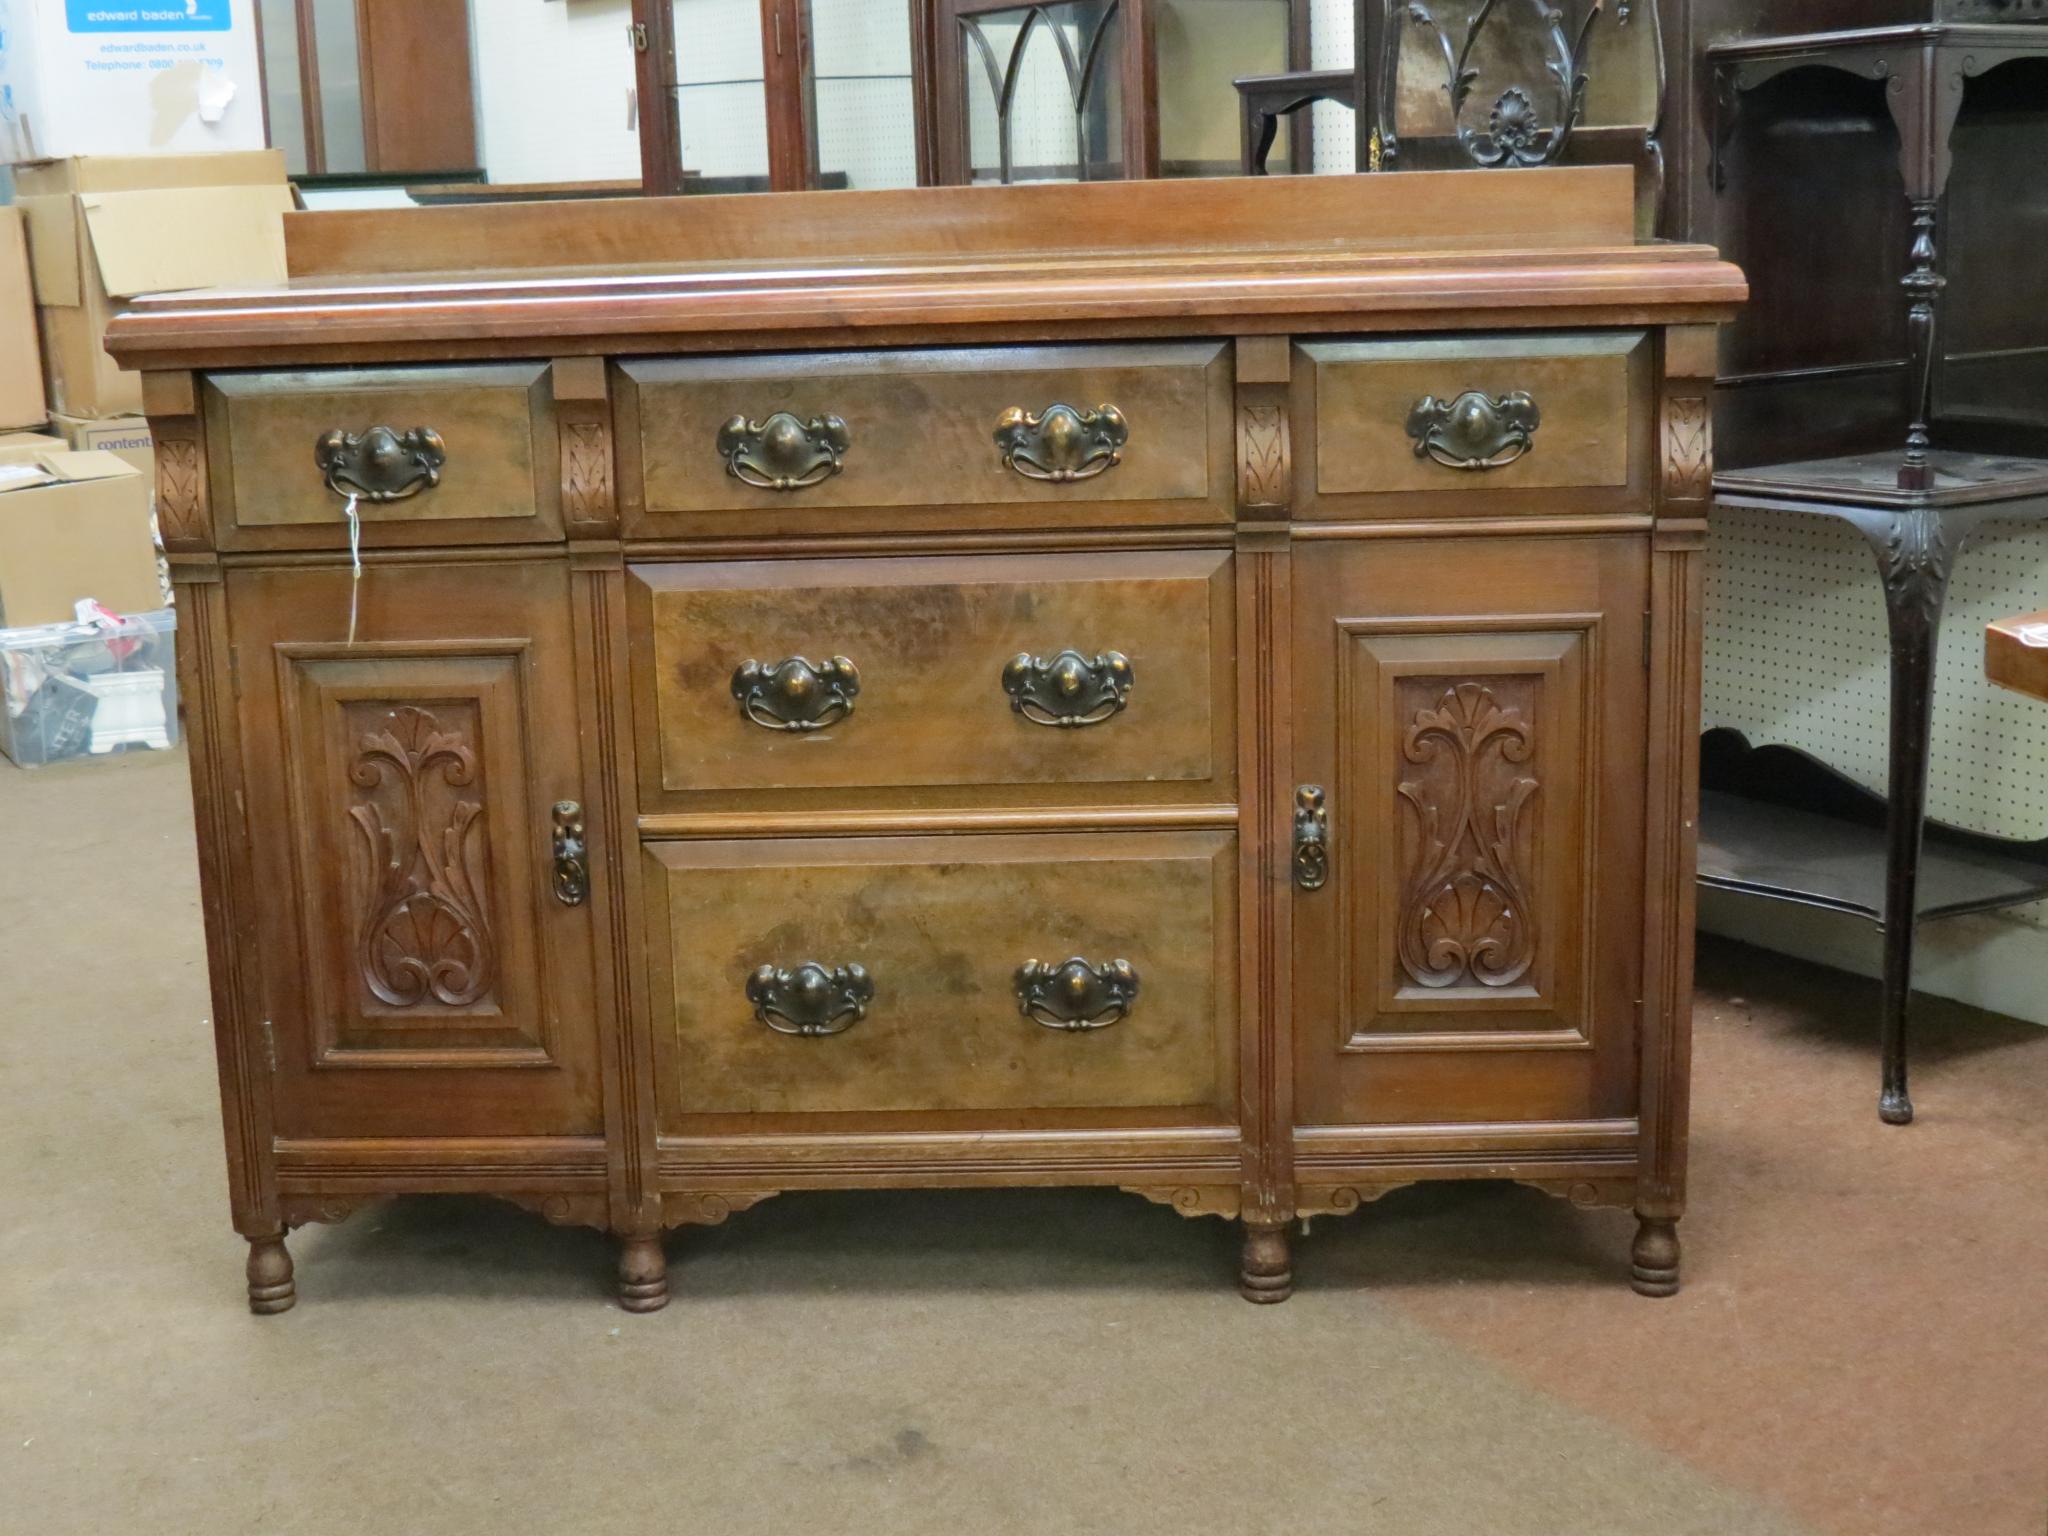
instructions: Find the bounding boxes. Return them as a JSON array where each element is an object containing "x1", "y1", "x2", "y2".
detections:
[{"x1": 1697, "y1": 729, "x2": 2048, "y2": 925}]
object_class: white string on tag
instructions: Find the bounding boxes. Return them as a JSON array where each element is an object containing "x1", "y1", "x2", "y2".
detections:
[{"x1": 342, "y1": 492, "x2": 363, "y2": 646}]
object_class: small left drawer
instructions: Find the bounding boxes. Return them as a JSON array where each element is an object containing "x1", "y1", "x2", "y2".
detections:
[{"x1": 202, "y1": 362, "x2": 566, "y2": 551}]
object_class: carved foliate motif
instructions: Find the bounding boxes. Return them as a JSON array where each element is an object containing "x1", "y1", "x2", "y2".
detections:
[
  {"x1": 1396, "y1": 682, "x2": 1540, "y2": 991},
  {"x1": 1881, "y1": 508, "x2": 1953, "y2": 626},
  {"x1": 1662, "y1": 396, "x2": 1713, "y2": 503},
  {"x1": 1237, "y1": 404, "x2": 1290, "y2": 508},
  {"x1": 347, "y1": 704, "x2": 497, "y2": 1010},
  {"x1": 155, "y1": 433, "x2": 204, "y2": 543},
  {"x1": 562, "y1": 419, "x2": 614, "y2": 525}
]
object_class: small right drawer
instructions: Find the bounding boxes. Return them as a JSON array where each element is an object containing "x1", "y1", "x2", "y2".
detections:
[{"x1": 1294, "y1": 332, "x2": 1652, "y2": 519}]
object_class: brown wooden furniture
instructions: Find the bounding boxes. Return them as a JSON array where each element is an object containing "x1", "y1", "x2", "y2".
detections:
[
  {"x1": 1235, "y1": 68, "x2": 1355, "y2": 175},
  {"x1": 1988, "y1": 611, "x2": 2048, "y2": 702},
  {"x1": 1691, "y1": 15, "x2": 2048, "y2": 1124},
  {"x1": 105, "y1": 170, "x2": 1741, "y2": 1314},
  {"x1": 255, "y1": 0, "x2": 480, "y2": 178}
]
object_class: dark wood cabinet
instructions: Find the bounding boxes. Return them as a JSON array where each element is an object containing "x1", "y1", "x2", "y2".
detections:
[
  {"x1": 108, "y1": 172, "x2": 1740, "y2": 1314},
  {"x1": 225, "y1": 560, "x2": 608, "y2": 1142},
  {"x1": 1290, "y1": 535, "x2": 1650, "y2": 1148}
]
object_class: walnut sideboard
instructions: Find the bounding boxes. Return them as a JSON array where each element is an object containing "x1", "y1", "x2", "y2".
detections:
[{"x1": 106, "y1": 170, "x2": 1743, "y2": 1313}]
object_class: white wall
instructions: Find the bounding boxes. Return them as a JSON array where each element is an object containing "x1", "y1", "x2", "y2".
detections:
[{"x1": 469, "y1": 0, "x2": 643, "y2": 186}]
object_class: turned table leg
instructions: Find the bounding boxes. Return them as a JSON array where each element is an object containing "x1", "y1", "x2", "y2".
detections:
[
  {"x1": 616, "y1": 1234, "x2": 669, "y2": 1313},
  {"x1": 1853, "y1": 505, "x2": 1974, "y2": 1127},
  {"x1": 246, "y1": 1230, "x2": 296, "y2": 1315},
  {"x1": 1239, "y1": 1220, "x2": 1293, "y2": 1304},
  {"x1": 1631, "y1": 1214, "x2": 1681, "y2": 1298}
]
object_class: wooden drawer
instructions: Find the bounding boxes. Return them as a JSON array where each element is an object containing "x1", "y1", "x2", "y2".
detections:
[
  {"x1": 615, "y1": 342, "x2": 1233, "y2": 536},
  {"x1": 645, "y1": 831, "x2": 1237, "y2": 1121},
  {"x1": 202, "y1": 362, "x2": 564, "y2": 550},
  {"x1": 1294, "y1": 332, "x2": 1653, "y2": 519},
  {"x1": 628, "y1": 550, "x2": 1234, "y2": 815}
]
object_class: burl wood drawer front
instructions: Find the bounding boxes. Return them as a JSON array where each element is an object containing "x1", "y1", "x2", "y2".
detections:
[
  {"x1": 629, "y1": 550, "x2": 1233, "y2": 813},
  {"x1": 1294, "y1": 332, "x2": 1652, "y2": 519},
  {"x1": 615, "y1": 342, "x2": 1232, "y2": 536},
  {"x1": 202, "y1": 362, "x2": 563, "y2": 551},
  {"x1": 645, "y1": 831, "x2": 1237, "y2": 1121}
]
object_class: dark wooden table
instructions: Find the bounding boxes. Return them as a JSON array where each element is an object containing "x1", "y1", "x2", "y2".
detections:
[{"x1": 1705, "y1": 450, "x2": 2048, "y2": 1125}]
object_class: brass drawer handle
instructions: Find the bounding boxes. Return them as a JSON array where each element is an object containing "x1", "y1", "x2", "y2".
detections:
[
  {"x1": 1015, "y1": 957, "x2": 1139, "y2": 1032},
  {"x1": 551, "y1": 801, "x2": 588, "y2": 907},
  {"x1": 1405, "y1": 391, "x2": 1541, "y2": 471},
  {"x1": 748, "y1": 962, "x2": 874, "y2": 1037},
  {"x1": 1293, "y1": 785, "x2": 1328, "y2": 892},
  {"x1": 994, "y1": 403, "x2": 1128, "y2": 483},
  {"x1": 717, "y1": 412, "x2": 850, "y2": 490},
  {"x1": 1002, "y1": 649, "x2": 1132, "y2": 728},
  {"x1": 314, "y1": 426, "x2": 446, "y2": 502},
  {"x1": 731, "y1": 655, "x2": 860, "y2": 732}
]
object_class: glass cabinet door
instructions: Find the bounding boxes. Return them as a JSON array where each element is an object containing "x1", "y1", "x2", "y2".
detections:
[
  {"x1": 672, "y1": 0, "x2": 775, "y2": 192},
  {"x1": 805, "y1": 0, "x2": 923, "y2": 190},
  {"x1": 958, "y1": 1, "x2": 1126, "y2": 184},
  {"x1": 1155, "y1": 0, "x2": 1292, "y2": 177}
]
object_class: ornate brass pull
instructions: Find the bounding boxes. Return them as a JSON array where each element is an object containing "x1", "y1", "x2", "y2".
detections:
[
  {"x1": 731, "y1": 655, "x2": 860, "y2": 732},
  {"x1": 1014, "y1": 957, "x2": 1139, "y2": 1032},
  {"x1": 994, "y1": 403, "x2": 1128, "y2": 483},
  {"x1": 1001, "y1": 649, "x2": 1132, "y2": 728},
  {"x1": 314, "y1": 426, "x2": 446, "y2": 502},
  {"x1": 551, "y1": 800, "x2": 588, "y2": 907},
  {"x1": 1294, "y1": 785, "x2": 1329, "y2": 892},
  {"x1": 747, "y1": 962, "x2": 874, "y2": 1037},
  {"x1": 1405, "y1": 391, "x2": 1541, "y2": 471},
  {"x1": 717, "y1": 412, "x2": 850, "y2": 490}
]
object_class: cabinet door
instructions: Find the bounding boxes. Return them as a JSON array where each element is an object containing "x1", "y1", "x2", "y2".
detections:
[
  {"x1": 228, "y1": 561, "x2": 605, "y2": 1139},
  {"x1": 1291, "y1": 536, "x2": 1648, "y2": 1127}
]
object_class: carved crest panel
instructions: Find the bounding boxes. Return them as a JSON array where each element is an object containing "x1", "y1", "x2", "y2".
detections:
[
  {"x1": 345, "y1": 703, "x2": 499, "y2": 1012},
  {"x1": 1394, "y1": 680, "x2": 1541, "y2": 992},
  {"x1": 1329, "y1": 620, "x2": 1602, "y2": 1053}
]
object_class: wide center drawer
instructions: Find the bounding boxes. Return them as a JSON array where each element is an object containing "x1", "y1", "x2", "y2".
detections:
[
  {"x1": 645, "y1": 831, "x2": 1237, "y2": 1121},
  {"x1": 628, "y1": 550, "x2": 1234, "y2": 812},
  {"x1": 615, "y1": 342, "x2": 1233, "y2": 536}
]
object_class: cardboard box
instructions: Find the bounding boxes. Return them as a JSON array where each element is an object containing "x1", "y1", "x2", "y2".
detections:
[
  {"x1": 0, "y1": 0, "x2": 267, "y2": 163},
  {"x1": 53, "y1": 411, "x2": 152, "y2": 479},
  {"x1": 0, "y1": 207, "x2": 47, "y2": 430},
  {"x1": 0, "y1": 432, "x2": 63, "y2": 449},
  {"x1": 15, "y1": 149, "x2": 290, "y2": 416},
  {"x1": 0, "y1": 447, "x2": 161, "y2": 627}
]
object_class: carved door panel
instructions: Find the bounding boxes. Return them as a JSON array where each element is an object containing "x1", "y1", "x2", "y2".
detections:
[
  {"x1": 1291, "y1": 536, "x2": 1649, "y2": 1127},
  {"x1": 228, "y1": 561, "x2": 605, "y2": 1139}
]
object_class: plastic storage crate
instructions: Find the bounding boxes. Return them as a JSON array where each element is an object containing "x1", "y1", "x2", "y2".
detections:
[{"x1": 0, "y1": 608, "x2": 178, "y2": 768}]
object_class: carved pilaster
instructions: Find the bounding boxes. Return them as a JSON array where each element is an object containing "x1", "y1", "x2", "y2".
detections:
[{"x1": 1234, "y1": 337, "x2": 1296, "y2": 1236}]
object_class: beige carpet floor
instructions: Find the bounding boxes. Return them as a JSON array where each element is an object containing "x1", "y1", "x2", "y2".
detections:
[{"x1": 2, "y1": 746, "x2": 2042, "y2": 1536}]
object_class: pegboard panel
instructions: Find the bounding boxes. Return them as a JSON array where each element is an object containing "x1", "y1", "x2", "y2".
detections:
[
  {"x1": 1704, "y1": 509, "x2": 2048, "y2": 925},
  {"x1": 1309, "y1": 0, "x2": 1357, "y2": 174},
  {"x1": 469, "y1": 0, "x2": 643, "y2": 186},
  {"x1": 815, "y1": 76, "x2": 920, "y2": 188}
]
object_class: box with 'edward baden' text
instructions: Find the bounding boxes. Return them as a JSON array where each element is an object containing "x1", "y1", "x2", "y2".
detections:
[{"x1": 0, "y1": 0, "x2": 266, "y2": 163}]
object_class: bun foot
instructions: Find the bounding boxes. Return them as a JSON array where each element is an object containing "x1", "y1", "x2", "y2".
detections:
[
  {"x1": 1239, "y1": 1221, "x2": 1293, "y2": 1304},
  {"x1": 246, "y1": 1234, "x2": 296, "y2": 1315},
  {"x1": 1879, "y1": 1087, "x2": 1914, "y2": 1126},
  {"x1": 1630, "y1": 1216, "x2": 1681, "y2": 1298},
  {"x1": 617, "y1": 1234, "x2": 669, "y2": 1313}
]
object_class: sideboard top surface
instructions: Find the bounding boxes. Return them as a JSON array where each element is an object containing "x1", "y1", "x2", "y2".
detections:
[{"x1": 105, "y1": 170, "x2": 1744, "y2": 371}]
